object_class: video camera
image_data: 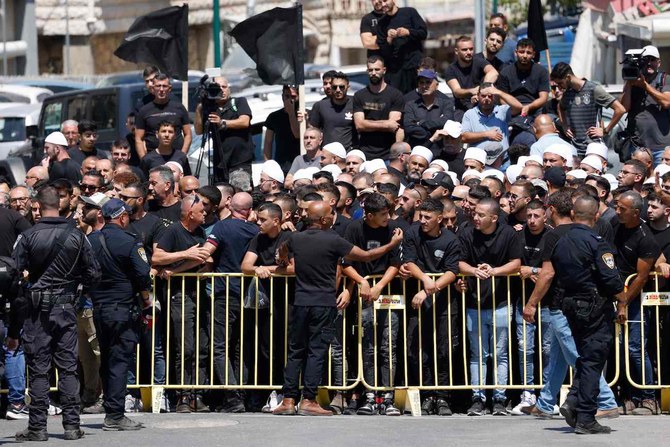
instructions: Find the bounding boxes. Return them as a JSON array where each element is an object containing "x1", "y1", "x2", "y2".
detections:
[
  {"x1": 621, "y1": 48, "x2": 655, "y2": 80},
  {"x1": 197, "y1": 74, "x2": 224, "y2": 120}
]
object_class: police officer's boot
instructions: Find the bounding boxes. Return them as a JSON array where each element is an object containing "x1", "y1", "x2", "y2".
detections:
[
  {"x1": 15, "y1": 428, "x2": 49, "y2": 442},
  {"x1": 64, "y1": 426, "x2": 86, "y2": 440},
  {"x1": 574, "y1": 420, "x2": 612, "y2": 435}
]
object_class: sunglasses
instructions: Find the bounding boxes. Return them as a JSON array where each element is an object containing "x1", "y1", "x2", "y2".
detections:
[
  {"x1": 79, "y1": 184, "x2": 98, "y2": 192},
  {"x1": 187, "y1": 194, "x2": 201, "y2": 212},
  {"x1": 120, "y1": 193, "x2": 141, "y2": 200},
  {"x1": 332, "y1": 85, "x2": 347, "y2": 91}
]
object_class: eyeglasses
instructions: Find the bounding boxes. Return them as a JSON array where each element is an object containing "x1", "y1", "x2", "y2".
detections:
[
  {"x1": 332, "y1": 85, "x2": 347, "y2": 91},
  {"x1": 120, "y1": 193, "x2": 141, "y2": 201},
  {"x1": 79, "y1": 184, "x2": 99, "y2": 192}
]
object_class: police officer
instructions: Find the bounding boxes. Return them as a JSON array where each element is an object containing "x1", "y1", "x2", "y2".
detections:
[
  {"x1": 550, "y1": 196, "x2": 626, "y2": 435},
  {"x1": 8, "y1": 186, "x2": 101, "y2": 442},
  {"x1": 88, "y1": 198, "x2": 152, "y2": 431}
]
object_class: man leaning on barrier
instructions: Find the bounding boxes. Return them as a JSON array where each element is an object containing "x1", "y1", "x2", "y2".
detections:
[
  {"x1": 9, "y1": 186, "x2": 101, "y2": 442},
  {"x1": 273, "y1": 201, "x2": 403, "y2": 416}
]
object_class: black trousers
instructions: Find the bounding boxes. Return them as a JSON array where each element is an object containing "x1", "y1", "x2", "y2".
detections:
[
  {"x1": 22, "y1": 304, "x2": 80, "y2": 430},
  {"x1": 93, "y1": 304, "x2": 139, "y2": 419},
  {"x1": 282, "y1": 305, "x2": 337, "y2": 400}
]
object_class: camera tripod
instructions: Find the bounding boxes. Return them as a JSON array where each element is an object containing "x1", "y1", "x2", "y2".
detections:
[{"x1": 194, "y1": 120, "x2": 221, "y2": 185}]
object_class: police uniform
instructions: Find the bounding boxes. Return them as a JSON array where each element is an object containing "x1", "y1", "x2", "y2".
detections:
[
  {"x1": 551, "y1": 223, "x2": 624, "y2": 430},
  {"x1": 11, "y1": 216, "x2": 101, "y2": 439},
  {"x1": 88, "y1": 200, "x2": 151, "y2": 426}
]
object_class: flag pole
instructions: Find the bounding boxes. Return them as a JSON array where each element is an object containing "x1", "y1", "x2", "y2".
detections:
[
  {"x1": 296, "y1": 2, "x2": 306, "y2": 156},
  {"x1": 545, "y1": 49, "x2": 552, "y2": 71},
  {"x1": 182, "y1": 80, "x2": 189, "y2": 112}
]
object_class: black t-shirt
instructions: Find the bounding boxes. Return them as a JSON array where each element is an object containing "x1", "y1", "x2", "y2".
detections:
[
  {"x1": 540, "y1": 224, "x2": 574, "y2": 310},
  {"x1": 216, "y1": 97, "x2": 254, "y2": 168},
  {"x1": 308, "y1": 97, "x2": 358, "y2": 149},
  {"x1": 474, "y1": 53, "x2": 506, "y2": 73},
  {"x1": 613, "y1": 223, "x2": 660, "y2": 279},
  {"x1": 147, "y1": 200, "x2": 181, "y2": 224},
  {"x1": 128, "y1": 212, "x2": 169, "y2": 260},
  {"x1": 156, "y1": 222, "x2": 207, "y2": 292},
  {"x1": 403, "y1": 225, "x2": 461, "y2": 275},
  {"x1": 288, "y1": 229, "x2": 354, "y2": 307},
  {"x1": 458, "y1": 223, "x2": 522, "y2": 308},
  {"x1": 49, "y1": 159, "x2": 82, "y2": 184},
  {"x1": 332, "y1": 213, "x2": 352, "y2": 238},
  {"x1": 521, "y1": 226, "x2": 547, "y2": 267},
  {"x1": 360, "y1": 11, "x2": 384, "y2": 57},
  {"x1": 343, "y1": 219, "x2": 402, "y2": 276},
  {"x1": 67, "y1": 146, "x2": 110, "y2": 165},
  {"x1": 140, "y1": 149, "x2": 192, "y2": 177},
  {"x1": 248, "y1": 230, "x2": 293, "y2": 267},
  {"x1": 594, "y1": 217, "x2": 614, "y2": 245},
  {"x1": 497, "y1": 62, "x2": 550, "y2": 113},
  {"x1": 444, "y1": 57, "x2": 491, "y2": 116},
  {"x1": 376, "y1": 7, "x2": 427, "y2": 71},
  {"x1": 651, "y1": 225, "x2": 670, "y2": 254},
  {"x1": 135, "y1": 100, "x2": 190, "y2": 151},
  {"x1": 265, "y1": 108, "x2": 299, "y2": 171},
  {"x1": 0, "y1": 208, "x2": 31, "y2": 257},
  {"x1": 353, "y1": 85, "x2": 405, "y2": 160}
]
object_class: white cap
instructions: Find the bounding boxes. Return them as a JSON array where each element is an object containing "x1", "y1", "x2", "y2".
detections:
[
  {"x1": 410, "y1": 145, "x2": 433, "y2": 163},
  {"x1": 164, "y1": 161, "x2": 184, "y2": 174},
  {"x1": 585, "y1": 142, "x2": 609, "y2": 160},
  {"x1": 545, "y1": 144, "x2": 573, "y2": 167},
  {"x1": 642, "y1": 45, "x2": 660, "y2": 59},
  {"x1": 429, "y1": 159, "x2": 449, "y2": 171},
  {"x1": 580, "y1": 155, "x2": 603, "y2": 173},
  {"x1": 261, "y1": 160, "x2": 285, "y2": 183},
  {"x1": 322, "y1": 142, "x2": 346, "y2": 159},
  {"x1": 293, "y1": 169, "x2": 313, "y2": 182},
  {"x1": 462, "y1": 169, "x2": 483, "y2": 181},
  {"x1": 464, "y1": 147, "x2": 486, "y2": 166},
  {"x1": 483, "y1": 168, "x2": 504, "y2": 182},
  {"x1": 602, "y1": 173, "x2": 619, "y2": 190},
  {"x1": 532, "y1": 178, "x2": 548, "y2": 192},
  {"x1": 522, "y1": 155, "x2": 543, "y2": 166},
  {"x1": 320, "y1": 164, "x2": 342, "y2": 177},
  {"x1": 445, "y1": 171, "x2": 460, "y2": 186},
  {"x1": 644, "y1": 177, "x2": 656, "y2": 185},
  {"x1": 566, "y1": 169, "x2": 588, "y2": 180},
  {"x1": 505, "y1": 164, "x2": 523, "y2": 184},
  {"x1": 363, "y1": 158, "x2": 387, "y2": 174},
  {"x1": 655, "y1": 163, "x2": 670, "y2": 177},
  {"x1": 346, "y1": 149, "x2": 366, "y2": 162},
  {"x1": 442, "y1": 120, "x2": 462, "y2": 138},
  {"x1": 45, "y1": 131, "x2": 68, "y2": 147},
  {"x1": 79, "y1": 192, "x2": 110, "y2": 208}
]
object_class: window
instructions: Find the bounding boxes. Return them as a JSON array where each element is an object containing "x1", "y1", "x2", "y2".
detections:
[
  {"x1": 91, "y1": 94, "x2": 117, "y2": 130},
  {"x1": 66, "y1": 96, "x2": 87, "y2": 123},
  {"x1": 42, "y1": 101, "x2": 63, "y2": 135}
]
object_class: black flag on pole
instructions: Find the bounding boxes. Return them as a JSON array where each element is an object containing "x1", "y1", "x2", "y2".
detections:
[
  {"x1": 527, "y1": 0, "x2": 548, "y2": 62},
  {"x1": 114, "y1": 4, "x2": 189, "y2": 81},
  {"x1": 230, "y1": 5, "x2": 305, "y2": 86}
]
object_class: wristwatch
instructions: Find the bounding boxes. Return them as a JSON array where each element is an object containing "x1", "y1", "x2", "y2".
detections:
[{"x1": 531, "y1": 267, "x2": 539, "y2": 275}]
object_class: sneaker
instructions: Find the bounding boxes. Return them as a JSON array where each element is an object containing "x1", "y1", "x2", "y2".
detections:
[
  {"x1": 467, "y1": 399, "x2": 486, "y2": 416},
  {"x1": 492, "y1": 401, "x2": 508, "y2": 416},
  {"x1": 48, "y1": 403, "x2": 62, "y2": 416},
  {"x1": 82, "y1": 398, "x2": 105, "y2": 414},
  {"x1": 356, "y1": 395, "x2": 377, "y2": 415},
  {"x1": 124, "y1": 394, "x2": 143, "y2": 413},
  {"x1": 574, "y1": 420, "x2": 611, "y2": 435},
  {"x1": 421, "y1": 396, "x2": 435, "y2": 415},
  {"x1": 596, "y1": 408, "x2": 620, "y2": 419},
  {"x1": 435, "y1": 398, "x2": 452, "y2": 416},
  {"x1": 511, "y1": 391, "x2": 536, "y2": 416},
  {"x1": 159, "y1": 391, "x2": 170, "y2": 413},
  {"x1": 63, "y1": 426, "x2": 85, "y2": 440},
  {"x1": 631, "y1": 399, "x2": 658, "y2": 416},
  {"x1": 219, "y1": 396, "x2": 245, "y2": 413},
  {"x1": 343, "y1": 397, "x2": 359, "y2": 415},
  {"x1": 190, "y1": 396, "x2": 210, "y2": 413},
  {"x1": 6, "y1": 402, "x2": 29, "y2": 420},
  {"x1": 262, "y1": 391, "x2": 282, "y2": 413},
  {"x1": 103, "y1": 415, "x2": 144, "y2": 431},
  {"x1": 560, "y1": 402, "x2": 576, "y2": 428},
  {"x1": 529, "y1": 405, "x2": 553, "y2": 419},
  {"x1": 552, "y1": 405, "x2": 560, "y2": 415},
  {"x1": 379, "y1": 399, "x2": 401, "y2": 416},
  {"x1": 175, "y1": 395, "x2": 191, "y2": 413},
  {"x1": 15, "y1": 428, "x2": 48, "y2": 442},
  {"x1": 618, "y1": 399, "x2": 635, "y2": 415}
]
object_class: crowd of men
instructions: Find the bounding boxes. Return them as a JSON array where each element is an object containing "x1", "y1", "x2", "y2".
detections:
[{"x1": 1, "y1": 0, "x2": 670, "y2": 441}]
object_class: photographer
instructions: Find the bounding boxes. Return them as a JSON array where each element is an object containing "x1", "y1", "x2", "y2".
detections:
[
  {"x1": 195, "y1": 76, "x2": 253, "y2": 183},
  {"x1": 621, "y1": 45, "x2": 670, "y2": 163}
]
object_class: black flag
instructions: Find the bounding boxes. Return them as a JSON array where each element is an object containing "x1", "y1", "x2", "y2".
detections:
[
  {"x1": 114, "y1": 5, "x2": 189, "y2": 81},
  {"x1": 230, "y1": 5, "x2": 304, "y2": 85},
  {"x1": 527, "y1": 0, "x2": 548, "y2": 62}
]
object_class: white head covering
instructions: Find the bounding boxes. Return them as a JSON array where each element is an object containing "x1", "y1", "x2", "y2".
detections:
[
  {"x1": 261, "y1": 160, "x2": 285, "y2": 183},
  {"x1": 585, "y1": 142, "x2": 608, "y2": 160},
  {"x1": 464, "y1": 147, "x2": 486, "y2": 166},
  {"x1": 462, "y1": 169, "x2": 483, "y2": 181},
  {"x1": 602, "y1": 173, "x2": 619, "y2": 190},
  {"x1": 45, "y1": 131, "x2": 68, "y2": 147},
  {"x1": 566, "y1": 169, "x2": 588, "y2": 180},
  {"x1": 445, "y1": 171, "x2": 460, "y2": 186},
  {"x1": 320, "y1": 164, "x2": 342, "y2": 177},
  {"x1": 164, "y1": 161, "x2": 183, "y2": 174},
  {"x1": 322, "y1": 142, "x2": 346, "y2": 159},
  {"x1": 545, "y1": 144, "x2": 574, "y2": 168},
  {"x1": 580, "y1": 155, "x2": 603, "y2": 173},
  {"x1": 410, "y1": 145, "x2": 434, "y2": 163},
  {"x1": 654, "y1": 164, "x2": 670, "y2": 177},
  {"x1": 346, "y1": 149, "x2": 367, "y2": 162},
  {"x1": 442, "y1": 120, "x2": 462, "y2": 138},
  {"x1": 505, "y1": 164, "x2": 523, "y2": 184},
  {"x1": 429, "y1": 159, "x2": 449, "y2": 172},
  {"x1": 483, "y1": 168, "x2": 504, "y2": 182},
  {"x1": 362, "y1": 158, "x2": 387, "y2": 174}
]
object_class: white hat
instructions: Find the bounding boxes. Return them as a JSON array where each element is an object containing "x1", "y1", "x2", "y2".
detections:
[
  {"x1": 261, "y1": 160, "x2": 285, "y2": 183},
  {"x1": 566, "y1": 169, "x2": 588, "y2": 180},
  {"x1": 293, "y1": 169, "x2": 313, "y2": 182},
  {"x1": 505, "y1": 164, "x2": 523, "y2": 184},
  {"x1": 478, "y1": 141, "x2": 505, "y2": 165},
  {"x1": 363, "y1": 158, "x2": 387, "y2": 174},
  {"x1": 655, "y1": 164, "x2": 670, "y2": 178},
  {"x1": 464, "y1": 147, "x2": 486, "y2": 166},
  {"x1": 580, "y1": 155, "x2": 603, "y2": 173},
  {"x1": 602, "y1": 173, "x2": 619, "y2": 190},
  {"x1": 585, "y1": 142, "x2": 608, "y2": 160},
  {"x1": 410, "y1": 145, "x2": 433, "y2": 163},
  {"x1": 462, "y1": 169, "x2": 483, "y2": 181},
  {"x1": 320, "y1": 164, "x2": 342, "y2": 177},
  {"x1": 429, "y1": 159, "x2": 449, "y2": 171},
  {"x1": 45, "y1": 131, "x2": 68, "y2": 147},
  {"x1": 442, "y1": 120, "x2": 462, "y2": 138},
  {"x1": 519, "y1": 154, "x2": 543, "y2": 166},
  {"x1": 346, "y1": 149, "x2": 366, "y2": 162},
  {"x1": 164, "y1": 161, "x2": 183, "y2": 174},
  {"x1": 545, "y1": 144, "x2": 573, "y2": 167},
  {"x1": 445, "y1": 171, "x2": 460, "y2": 186},
  {"x1": 322, "y1": 142, "x2": 347, "y2": 159},
  {"x1": 642, "y1": 45, "x2": 660, "y2": 59},
  {"x1": 483, "y1": 168, "x2": 504, "y2": 182},
  {"x1": 531, "y1": 178, "x2": 548, "y2": 192},
  {"x1": 79, "y1": 192, "x2": 110, "y2": 208},
  {"x1": 644, "y1": 177, "x2": 656, "y2": 185}
]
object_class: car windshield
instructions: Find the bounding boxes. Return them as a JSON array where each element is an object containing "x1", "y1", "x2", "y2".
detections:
[{"x1": 0, "y1": 117, "x2": 26, "y2": 142}]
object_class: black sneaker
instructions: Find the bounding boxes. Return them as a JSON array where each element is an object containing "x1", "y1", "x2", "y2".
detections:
[
  {"x1": 575, "y1": 420, "x2": 612, "y2": 435},
  {"x1": 467, "y1": 399, "x2": 486, "y2": 416},
  {"x1": 379, "y1": 399, "x2": 401, "y2": 416},
  {"x1": 176, "y1": 395, "x2": 191, "y2": 413},
  {"x1": 15, "y1": 428, "x2": 48, "y2": 442},
  {"x1": 435, "y1": 398, "x2": 453, "y2": 416},
  {"x1": 421, "y1": 396, "x2": 435, "y2": 415},
  {"x1": 492, "y1": 401, "x2": 508, "y2": 416},
  {"x1": 219, "y1": 397, "x2": 246, "y2": 413},
  {"x1": 190, "y1": 396, "x2": 210, "y2": 413},
  {"x1": 343, "y1": 398, "x2": 359, "y2": 415},
  {"x1": 63, "y1": 427, "x2": 86, "y2": 440},
  {"x1": 356, "y1": 397, "x2": 377, "y2": 415},
  {"x1": 560, "y1": 403, "x2": 576, "y2": 428},
  {"x1": 103, "y1": 416, "x2": 144, "y2": 431}
]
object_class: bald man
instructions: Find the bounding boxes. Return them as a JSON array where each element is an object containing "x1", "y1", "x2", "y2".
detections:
[
  {"x1": 273, "y1": 201, "x2": 403, "y2": 416},
  {"x1": 530, "y1": 114, "x2": 577, "y2": 159},
  {"x1": 179, "y1": 176, "x2": 201, "y2": 199},
  {"x1": 25, "y1": 166, "x2": 48, "y2": 188}
]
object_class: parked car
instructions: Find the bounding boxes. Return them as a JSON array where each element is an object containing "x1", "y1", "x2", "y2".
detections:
[
  {"x1": 8, "y1": 79, "x2": 94, "y2": 94},
  {"x1": 0, "y1": 103, "x2": 41, "y2": 160},
  {"x1": 0, "y1": 85, "x2": 53, "y2": 105},
  {"x1": 96, "y1": 70, "x2": 206, "y2": 87}
]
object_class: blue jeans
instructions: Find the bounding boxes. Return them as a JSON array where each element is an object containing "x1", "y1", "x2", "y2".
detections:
[
  {"x1": 2, "y1": 324, "x2": 26, "y2": 404},
  {"x1": 127, "y1": 315, "x2": 166, "y2": 387},
  {"x1": 466, "y1": 306, "x2": 509, "y2": 402},
  {"x1": 515, "y1": 302, "x2": 552, "y2": 391},
  {"x1": 536, "y1": 310, "x2": 617, "y2": 413},
  {"x1": 624, "y1": 299, "x2": 655, "y2": 400}
]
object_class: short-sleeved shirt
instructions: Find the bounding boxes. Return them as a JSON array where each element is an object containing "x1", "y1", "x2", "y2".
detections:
[
  {"x1": 49, "y1": 159, "x2": 82, "y2": 184},
  {"x1": 343, "y1": 219, "x2": 402, "y2": 277},
  {"x1": 360, "y1": 11, "x2": 384, "y2": 57},
  {"x1": 630, "y1": 73, "x2": 670, "y2": 150},
  {"x1": 461, "y1": 104, "x2": 512, "y2": 151},
  {"x1": 497, "y1": 62, "x2": 550, "y2": 111},
  {"x1": 353, "y1": 85, "x2": 405, "y2": 160},
  {"x1": 67, "y1": 146, "x2": 110, "y2": 165},
  {"x1": 540, "y1": 224, "x2": 573, "y2": 310},
  {"x1": 265, "y1": 108, "x2": 299, "y2": 171},
  {"x1": 613, "y1": 222, "x2": 661, "y2": 279},
  {"x1": 135, "y1": 100, "x2": 190, "y2": 151},
  {"x1": 651, "y1": 225, "x2": 670, "y2": 254},
  {"x1": 248, "y1": 230, "x2": 293, "y2": 267},
  {"x1": 560, "y1": 80, "x2": 615, "y2": 155},
  {"x1": 474, "y1": 53, "x2": 506, "y2": 73},
  {"x1": 128, "y1": 212, "x2": 169, "y2": 260},
  {"x1": 444, "y1": 58, "x2": 491, "y2": 118},
  {"x1": 156, "y1": 222, "x2": 207, "y2": 293},
  {"x1": 288, "y1": 229, "x2": 354, "y2": 307},
  {"x1": 216, "y1": 97, "x2": 254, "y2": 169},
  {"x1": 309, "y1": 97, "x2": 358, "y2": 149},
  {"x1": 140, "y1": 149, "x2": 192, "y2": 177},
  {"x1": 147, "y1": 200, "x2": 181, "y2": 225},
  {"x1": 403, "y1": 225, "x2": 461, "y2": 275},
  {"x1": 529, "y1": 133, "x2": 577, "y2": 158},
  {"x1": 288, "y1": 153, "x2": 321, "y2": 175},
  {"x1": 0, "y1": 207, "x2": 31, "y2": 257}
]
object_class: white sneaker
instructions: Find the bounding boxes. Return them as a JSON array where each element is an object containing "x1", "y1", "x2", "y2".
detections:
[
  {"x1": 552, "y1": 404, "x2": 560, "y2": 415},
  {"x1": 511, "y1": 391, "x2": 536, "y2": 416},
  {"x1": 124, "y1": 394, "x2": 143, "y2": 413},
  {"x1": 262, "y1": 391, "x2": 282, "y2": 413},
  {"x1": 160, "y1": 391, "x2": 170, "y2": 413},
  {"x1": 48, "y1": 404, "x2": 62, "y2": 416}
]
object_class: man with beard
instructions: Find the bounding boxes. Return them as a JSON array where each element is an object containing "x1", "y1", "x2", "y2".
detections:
[
  {"x1": 42, "y1": 131, "x2": 82, "y2": 184},
  {"x1": 387, "y1": 142, "x2": 411, "y2": 180},
  {"x1": 646, "y1": 192, "x2": 670, "y2": 252},
  {"x1": 50, "y1": 179, "x2": 77, "y2": 220},
  {"x1": 407, "y1": 146, "x2": 433, "y2": 183},
  {"x1": 345, "y1": 150, "x2": 367, "y2": 175},
  {"x1": 259, "y1": 160, "x2": 285, "y2": 198},
  {"x1": 403, "y1": 70, "x2": 454, "y2": 147},
  {"x1": 507, "y1": 180, "x2": 534, "y2": 227},
  {"x1": 428, "y1": 121, "x2": 466, "y2": 178},
  {"x1": 353, "y1": 56, "x2": 405, "y2": 160},
  {"x1": 396, "y1": 183, "x2": 424, "y2": 224},
  {"x1": 475, "y1": 27, "x2": 507, "y2": 72},
  {"x1": 360, "y1": 0, "x2": 384, "y2": 57},
  {"x1": 147, "y1": 166, "x2": 181, "y2": 224},
  {"x1": 9, "y1": 186, "x2": 32, "y2": 222},
  {"x1": 285, "y1": 128, "x2": 323, "y2": 190},
  {"x1": 263, "y1": 85, "x2": 300, "y2": 173},
  {"x1": 309, "y1": 72, "x2": 358, "y2": 150}
]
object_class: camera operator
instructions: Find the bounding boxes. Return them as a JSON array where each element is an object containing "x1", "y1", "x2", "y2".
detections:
[
  {"x1": 621, "y1": 45, "x2": 670, "y2": 163},
  {"x1": 194, "y1": 76, "x2": 253, "y2": 183}
]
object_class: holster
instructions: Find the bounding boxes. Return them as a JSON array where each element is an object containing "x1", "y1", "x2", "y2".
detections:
[{"x1": 562, "y1": 290, "x2": 606, "y2": 325}]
